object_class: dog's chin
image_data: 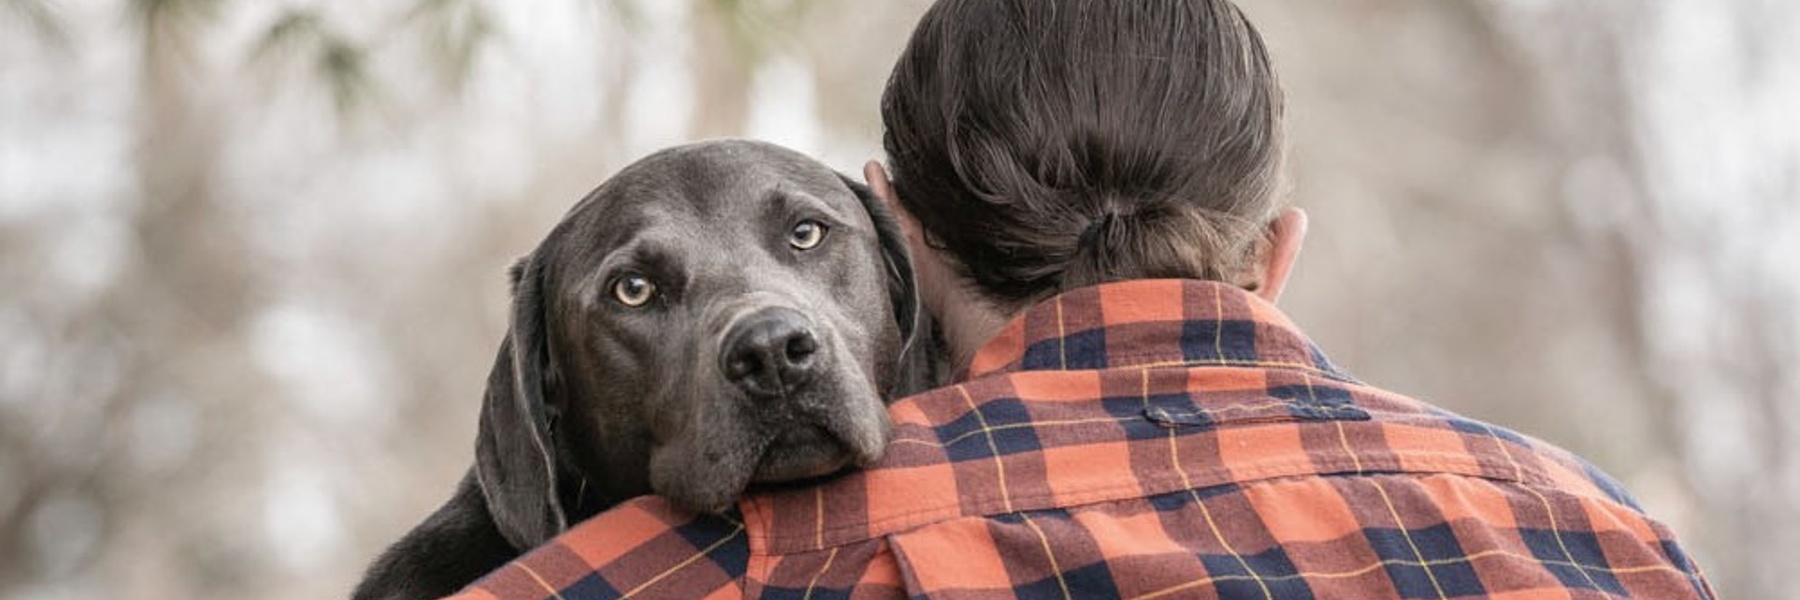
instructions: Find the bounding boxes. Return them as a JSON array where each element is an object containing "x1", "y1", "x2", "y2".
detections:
[
  {"x1": 750, "y1": 425, "x2": 855, "y2": 483},
  {"x1": 654, "y1": 384, "x2": 891, "y2": 513},
  {"x1": 654, "y1": 417, "x2": 882, "y2": 513}
]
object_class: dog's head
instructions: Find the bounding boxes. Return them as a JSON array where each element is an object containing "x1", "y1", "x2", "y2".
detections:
[{"x1": 473, "y1": 140, "x2": 918, "y2": 550}]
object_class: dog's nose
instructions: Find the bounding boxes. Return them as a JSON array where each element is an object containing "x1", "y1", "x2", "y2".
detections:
[{"x1": 721, "y1": 307, "x2": 820, "y2": 398}]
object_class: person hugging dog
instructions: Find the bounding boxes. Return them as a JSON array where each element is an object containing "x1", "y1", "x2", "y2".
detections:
[{"x1": 448, "y1": 0, "x2": 1713, "y2": 598}]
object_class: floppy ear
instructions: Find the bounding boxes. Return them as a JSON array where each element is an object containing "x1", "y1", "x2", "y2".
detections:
[
  {"x1": 474, "y1": 254, "x2": 568, "y2": 551},
  {"x1": 841, "y1": 174, "x2": 919, "y2": 345}
]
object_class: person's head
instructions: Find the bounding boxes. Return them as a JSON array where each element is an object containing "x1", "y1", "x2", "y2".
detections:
[{"x1": 868, "y1": 0, "x2": 1307, "y2": 364}]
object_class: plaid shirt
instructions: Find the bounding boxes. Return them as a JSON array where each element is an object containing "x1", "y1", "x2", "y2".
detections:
[{"x1": 447, "y1": 279, "x2": 1712, "y2": 599}]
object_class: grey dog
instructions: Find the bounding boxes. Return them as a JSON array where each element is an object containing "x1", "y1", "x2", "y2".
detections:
[{"x1": 351, "y1": 140, "x2": 929, "y2": 600}]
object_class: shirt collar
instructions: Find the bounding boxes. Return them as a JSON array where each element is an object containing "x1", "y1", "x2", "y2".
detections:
[
  {"x1": 740, "y1": 280, "x2": 1359, "y2": 554},
  {"x1": 963, "y1": 279, "x2": 1351, "y2": 382}
]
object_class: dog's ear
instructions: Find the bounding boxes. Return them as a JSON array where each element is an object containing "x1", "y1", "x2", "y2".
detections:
[
  {"x1": 474, "y1": 254, "x2": 567, "y2": 551},
  {"x1": 841, "y1": 173, "x2": 919, "y2": 345}
]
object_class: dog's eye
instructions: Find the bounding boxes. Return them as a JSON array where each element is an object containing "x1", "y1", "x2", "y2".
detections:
[
  {"x1": 790, "y1": 220, "x2": 827, "y2": 250},
  {"x1": 612, "y1": 275, "x2": 656, "y2": 307}
]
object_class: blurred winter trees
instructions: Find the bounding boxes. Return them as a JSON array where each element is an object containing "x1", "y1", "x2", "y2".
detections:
[{"x1": 1, "y1": 1, "x2": 1793, "y2": 598}]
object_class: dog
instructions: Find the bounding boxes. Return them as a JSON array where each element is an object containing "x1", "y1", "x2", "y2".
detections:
[{"x1": 350, "y1": 140, "x2": 931, "y2": 600}]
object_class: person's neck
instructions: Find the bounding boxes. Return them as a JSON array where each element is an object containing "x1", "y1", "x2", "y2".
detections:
[{"x1": 935, "y1": 285, "x2": 1016, "y2": 375}]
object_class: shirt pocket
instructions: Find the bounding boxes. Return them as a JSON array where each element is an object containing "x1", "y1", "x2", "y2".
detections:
[{"x1": 884, "y1": 516, "x2": 1073, "y2": 599}]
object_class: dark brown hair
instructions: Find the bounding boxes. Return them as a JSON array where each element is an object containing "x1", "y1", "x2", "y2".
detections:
[{"x1": 881, "y1": 0, "x2": 1287, "y2": 308}]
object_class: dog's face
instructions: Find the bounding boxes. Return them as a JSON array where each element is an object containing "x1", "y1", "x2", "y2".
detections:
[{"x1": 473, "y1": 140, "x2": 916, "y2": 550}]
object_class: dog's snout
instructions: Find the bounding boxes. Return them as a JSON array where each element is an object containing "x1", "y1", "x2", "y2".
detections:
[{"x1": 722, "y1": 307, "x2": 820, "y2": 398}]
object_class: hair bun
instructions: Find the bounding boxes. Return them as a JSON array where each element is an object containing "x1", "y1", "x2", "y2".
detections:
[{"x1": 1073, "y1": 212, "x2": 1115, "y2": 252}]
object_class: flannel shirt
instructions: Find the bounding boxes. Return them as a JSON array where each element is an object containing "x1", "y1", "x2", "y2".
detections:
[{"x1": 447, "y1": 279, "x2": 1712, "y2": 599}]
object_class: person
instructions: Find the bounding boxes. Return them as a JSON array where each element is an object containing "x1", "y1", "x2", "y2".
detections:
[{"x1": 447, "y1": 0, "x2": 1713, "y2": 597}]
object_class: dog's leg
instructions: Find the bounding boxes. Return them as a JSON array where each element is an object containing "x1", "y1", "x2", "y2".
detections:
[{"x1": 350, "y1": 470, "x2": 518, "y2": 600}]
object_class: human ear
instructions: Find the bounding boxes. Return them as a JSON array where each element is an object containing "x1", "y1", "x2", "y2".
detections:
[
  {"x1": 862, "y1": 161, "x2": 930, "y2": 253},
  {"x1": 1253, "y1": 208, "x2": 1308, "y2": 304}
]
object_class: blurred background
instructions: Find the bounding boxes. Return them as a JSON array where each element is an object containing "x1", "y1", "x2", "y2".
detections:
[{"x1": 1, "y1": 0, "x2": 1795, "y2": 598}]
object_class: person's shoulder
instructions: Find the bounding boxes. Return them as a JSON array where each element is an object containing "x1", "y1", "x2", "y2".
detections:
[
  {"x1": 449, "y1": 497, "x2": 749, "y2": 600},
  {"x1": 1279, "y1": 383, "x2": 1714, "y2": 597},
  {"x1": 1350, "y1": 381, "x2": 1650, "y2": 510}
]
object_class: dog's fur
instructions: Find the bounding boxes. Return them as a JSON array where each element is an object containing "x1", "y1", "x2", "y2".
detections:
[{"x1": 351, "y1": 140, "x2": 928, "y2": 600}]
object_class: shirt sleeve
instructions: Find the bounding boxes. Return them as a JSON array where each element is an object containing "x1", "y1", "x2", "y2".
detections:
[{"x1": 444, "y1": 497, "x2": 749, "y2": 600}]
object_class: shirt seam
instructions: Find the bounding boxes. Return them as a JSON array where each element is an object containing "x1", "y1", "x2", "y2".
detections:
[
  {"x1": 753, "y1": 453, "x2": 1563, "y2": 552},
  {"x1": 977, "y1": 352, "x2": 1357, "y2": 384}
]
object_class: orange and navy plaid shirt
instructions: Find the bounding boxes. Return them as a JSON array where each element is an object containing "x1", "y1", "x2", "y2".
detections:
[{"x1": 448, "y1": 279, "x2": 1712, "y2": 599}]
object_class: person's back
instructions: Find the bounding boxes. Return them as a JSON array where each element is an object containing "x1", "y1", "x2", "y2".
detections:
[{"x1": 449, "y1": 0, "x2": 1712, "y2": 597}]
